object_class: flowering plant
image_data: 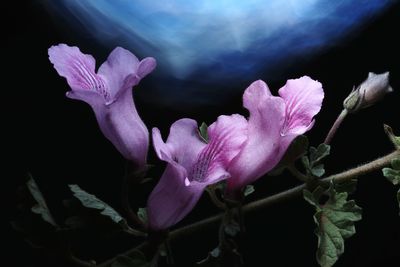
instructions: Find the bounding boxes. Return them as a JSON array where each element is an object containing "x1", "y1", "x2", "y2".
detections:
[{"x1": 12, "y1": 44, "x2": 399, "y2": 267}]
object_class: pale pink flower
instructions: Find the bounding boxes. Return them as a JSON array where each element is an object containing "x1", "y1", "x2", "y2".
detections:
[{"x1": 48, "y1": 44, "x2": 156, "y2": 168}]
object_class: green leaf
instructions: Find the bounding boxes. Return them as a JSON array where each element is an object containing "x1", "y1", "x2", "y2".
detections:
[
  {"x1": 137, "y1": 208, "x2": 148, "y2": 225},
  {"x1": 69, "y1": 184, "x2": 124, "y2": 224},
  {"x1": 111, "y1": 252, "x2": 149, "y2": 267},
  {"x1": 26, "y1": 175, "x2": 58, "y2": 227},
  {"x1": 224, "y1": 221, "x2": 240, "y2": 237},
  {"x1": 269, "y1": 135, "x2": 309, "y2": 176},
  {"x1": 383, "y1": 168, "x2": 400, "y2": 185},
  {"x1": 302, "y1": 143, "x2": 330, "y2": 178},
  {"x1": 392, "y1": 158, "x2": 400, "y2": 170},
  {"x1": 243, "y1": 185, "x2": 255, "y2": 197},
  {"x1": 199, "y1": 122, "x2": 209, "y2": 143},
  {"x1": 382, "y1": 157, "x2": 400, "y2": 215},
  {"x1": 311, "y1": 164, "x2": 325, "y2": 177},
  {"x1": 310, "y1": 143, "x2": 330, "y2": 164},
  {"x1": 304, "y1": 182, "x2": 362, "y2": 267},
  {"x1": 301, "y1": 156, "x2": 311, "y2": 170},
  {"x1": 333, "y1": 179, "x2": 358, "y2": 194},
  {"x1": 384, "y1": 124, "x2": 400, "y2": 148},
  {"x1": 197, "y1": 247, "x2": 221, "y2": 266}
]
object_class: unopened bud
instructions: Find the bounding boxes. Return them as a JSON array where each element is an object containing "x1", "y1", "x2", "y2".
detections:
[{"x1": 343, "y1": 72, "x2": 393, "y2": 113}]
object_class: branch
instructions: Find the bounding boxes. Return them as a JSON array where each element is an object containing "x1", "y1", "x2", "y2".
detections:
[
  {"x1": 324, "y1": 109, "x2": 348, "y2": 145},
  {"x1": 97, "y1": 150, "x2": 399, "y2": 266}
]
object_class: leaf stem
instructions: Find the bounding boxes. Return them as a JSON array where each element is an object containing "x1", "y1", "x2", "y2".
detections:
[
  {"x1": 121, "y1": 162, "x2": 146, "y2": 230},
  {"x1": 206, "y1": 187, "x2": 227, "y2": 210},
  {"x1": 324, "y1": 109, "x2": 348, "y2": 145},
  {"x1": 287, "y1": 165, "x2": 309, "y2": 182},
  {"x1": 98, "y1": 150, "x2": 399, "y2": 267}
]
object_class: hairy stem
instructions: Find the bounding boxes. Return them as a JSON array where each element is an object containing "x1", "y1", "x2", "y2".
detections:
[
  {"x1": 287, "y1": 165, "x2": 309, "y2": 182},
  {"x1": 324, "y1": 109, "x2": 348, "y2": 145},
  {"x1": 98, "y1": 150, "x2": 399, "y2": 267}
]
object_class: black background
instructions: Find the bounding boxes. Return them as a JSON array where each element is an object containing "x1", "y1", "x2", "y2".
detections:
[{"x1": 5, "y1": 1, "x2": 400, "y2": 266}]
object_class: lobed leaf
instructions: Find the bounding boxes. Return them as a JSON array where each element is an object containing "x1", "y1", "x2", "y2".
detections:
[{"x1": 304, "y1": 182, "x2": 362, "y2": 267}]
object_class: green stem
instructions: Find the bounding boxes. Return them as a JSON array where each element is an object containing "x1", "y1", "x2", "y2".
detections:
[
  {"x1": 121, "y1": 162, "x2": 147, "y2": 230},
  {"x1": 68, "y1": 254, "x2": 96, "y2": 267},
  {"x1": 324, "y1": 109, "x2": 348, "y2": 145},
  {"x1": 287, "y1": 165, "x2": 309, "y2": 182},
  {"x1": 206, "y1": 187, "x2": 227, "y2": 210},
  {"x1": 97, "y1": 150, "x2": 399, "y2": 267}
]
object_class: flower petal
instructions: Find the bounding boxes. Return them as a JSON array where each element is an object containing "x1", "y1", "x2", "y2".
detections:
[
  {"x1": 48, "y1": 44, "x2": 108, "y2": 99},
  {"x1": 278, "y1": 76, "x2": 324, "y2": 135},
  {"x1": 188, "y1": 114, "x2": 248, "y2": 185},
  {"x1": 103, "y1": 90, "x2": 149, "y2": 167},
  {"x1": 147, "y1": 164, "x2": 204, "y2": 231},
  {"x1": 97, "y1": 47, "x2": 141, "y2": 101},
  {"x1": 152, "y1": 127, "x2": 174, "y2": 162},
  {"x1": 227, "y1": 80, "x2": 286, "y2": 191},
  {"x1": 153, "y1": 119, "x2": 206, "y2": 171},
  {"x1": 66, "y1": 90, "x2": 105, "y2": 111},
  {"x1": 242, "y1": 80, "x2": 273, "y2": 109},
  {"x1": 137, "y1": 57, "x2": 157, "y2": 79}
]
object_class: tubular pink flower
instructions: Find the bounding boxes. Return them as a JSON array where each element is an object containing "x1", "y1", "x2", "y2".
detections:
[
  {"x1": 147, "y1": 115, "x2": 248, "y2": 231},
  {"x1": 227, "y1": 76, "x2": 324, "y2": 194},
  {"x1": 48, "y1": 44, "x2": 156, "y2": 168}
]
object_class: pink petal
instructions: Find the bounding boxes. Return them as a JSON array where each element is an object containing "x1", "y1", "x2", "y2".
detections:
[
  {"x1": 137, "y1": 57, "x2": 157, "y2": 79},
  {"x1": 48, "y1": 44, "x2": 108, "y2": 99},
  {"x1": 147, "y1": 164, "x2": 204, "y2": 231},
  {"x1": 278, "y1": 76, "x2": 324, "y2": 136},
  {"x1": 97, "y1": 47, "x2": 141, "y2": 101},
  {"x1": 66, "y1": 90, "x2": 105, "y2": 112},
  {"x1": 152, "y1": 119, "x2": 206, "y2": 171},
  {"x1": 188, "y1": 114, "x2": 248, "y2": 185},
  {"x1": 242, "y1": 80, "x2": 273, "y2": 109},
  {"x1": 227, "y1": 80, "x2": 286, "y2": 191},
  {"x1": 100, "y1": 88, "x2": 149, "y2": 167}
]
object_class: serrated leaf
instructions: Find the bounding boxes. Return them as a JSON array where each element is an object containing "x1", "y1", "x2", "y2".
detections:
[
  {"x1": 333, "y1": 179, "x2": 358, "y2": 194},
  {"x1": 303, "y1": 186, "x2": 325, "y2": 206},
  {"x1": 26, "y1": 175, "x2": 58, "y2": 227},
  {"x1": 382, "y1": 157, "x2": 400, "y2": 215},
  {"x1": 112, "y1": 253, "x2": 149, "y2": 267},
  {"x1": 392, "y1": 158, "x2": 400, "y2": 170},
  {"x1": 304, "y1": 182, "x2": 362, "y2": 267},
  {"x1": 303, "y1": 144, "x2": 330, "y2": 178},
  {"x1": 382, "y1": 157, "x2": 400, "y2": 185},
  {"x1": 243, "y1": 185, "x2": 255, "y2": 197},
  {"x1": 224, "y1": 221, "x2": 240, "y2": 237},
  {"x1": 197, "y1": 247, "x2": 221, "y2": 266},
  {"x1": 137, "y1": 208, "x2": 148, "y2": 225},
  {"x1": 210, "y1": 247, "x2": 220, "y2": 258},
  {"x1": 199, "y1": 122, "x2": 209, "y2": 143},
  {"x1": 384, "y1": 124, "x2": 400, "y2": 148},
  {"x1": 69, "y1": 184, "x2": 123, "y2": 224},
  {"x1": 311, "y1": 164, "x2": 325, "y2": 177},
  {"x1": 383, "y1": 168, "x2": 400, "y2": 185},
  {"x1": 302, "y1": 156, "x2": 310, "y2": 169},
  {"x1": 310, "y1": 144, "x2": 331, "y2": 164}
]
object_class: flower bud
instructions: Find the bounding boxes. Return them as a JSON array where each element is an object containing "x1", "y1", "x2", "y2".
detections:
[{"x1": 343, "y1": 72, "x2": 393, "y2": 113}]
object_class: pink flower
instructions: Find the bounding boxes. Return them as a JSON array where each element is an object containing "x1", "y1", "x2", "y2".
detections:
[
  {"x1": 48, "y1": 44, "x2": 156, "y2": 168},
  {"x1": 226, "y1": 76, "x2": 324, "y2": 194},
  {"x1": 147, "y1": 115, "x2": 248, "y2": 231}
]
